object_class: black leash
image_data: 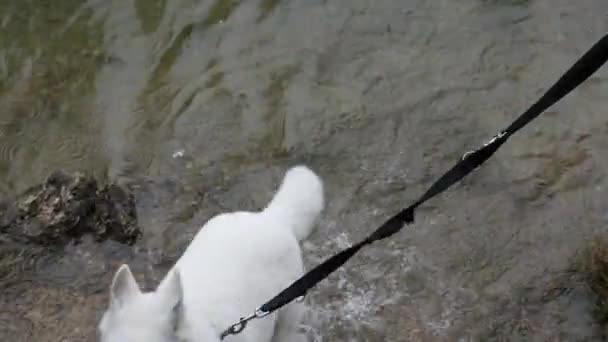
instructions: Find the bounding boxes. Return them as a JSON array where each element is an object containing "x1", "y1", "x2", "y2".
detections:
[{"x1": 221, "y1": 33, "x2": 608, "y2": 339}]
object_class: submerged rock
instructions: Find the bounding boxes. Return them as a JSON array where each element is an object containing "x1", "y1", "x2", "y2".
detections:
[{"x1": 0, "y1": 171, "x2": 141, "y2": 246}]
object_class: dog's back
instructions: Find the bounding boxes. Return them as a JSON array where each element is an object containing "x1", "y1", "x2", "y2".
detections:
[{"x1": 172, "y1": 165, "x2": 324, "y2": 341}]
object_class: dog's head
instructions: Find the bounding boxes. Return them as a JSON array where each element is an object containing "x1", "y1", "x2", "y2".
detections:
[{"x1": 98, "y1": 264, "x2": 191, "y2": 342}]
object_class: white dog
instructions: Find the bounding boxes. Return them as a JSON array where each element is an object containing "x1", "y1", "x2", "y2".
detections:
[{"x1": 98, "y1": 165, "x2": 324, "y2": 342}]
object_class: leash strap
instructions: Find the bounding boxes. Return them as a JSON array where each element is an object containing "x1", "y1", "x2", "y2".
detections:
[{"x1": 222, "y1": 33, "x2": 608, "y2": 338}]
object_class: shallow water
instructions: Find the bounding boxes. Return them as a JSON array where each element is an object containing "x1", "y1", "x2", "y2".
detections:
[{"x1": 1, "y1": 0, "x2": 608, "y2": 341}]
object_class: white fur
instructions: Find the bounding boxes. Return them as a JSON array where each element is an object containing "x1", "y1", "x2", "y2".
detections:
[{"x1": 98, "y1": 165, "x2": 325, "y2": 342}]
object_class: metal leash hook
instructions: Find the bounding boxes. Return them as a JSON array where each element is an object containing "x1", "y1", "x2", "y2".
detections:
[
  {"x1": 220, "y1": 293, "x2": 306, "y2": 339},
  {"x1": 220, "y1": 308, "x2": 270, "y2": 340}
]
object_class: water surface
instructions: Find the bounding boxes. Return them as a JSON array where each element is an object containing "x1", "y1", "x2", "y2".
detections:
[{"x1": 1, "y1": 0, "x2": 608, "y2": 341}]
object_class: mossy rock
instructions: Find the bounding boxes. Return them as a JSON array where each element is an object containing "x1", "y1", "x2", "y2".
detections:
[{"x1": 0, "y1": 171, "x2": 141, "y2": 246}]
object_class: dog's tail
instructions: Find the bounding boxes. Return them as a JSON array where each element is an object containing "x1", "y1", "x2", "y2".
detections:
[{"x1": 264, "y1": 165, "x2": 324, "y2": 241}]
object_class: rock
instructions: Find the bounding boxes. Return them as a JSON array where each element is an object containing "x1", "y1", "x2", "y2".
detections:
[{"x1": 0, "y1": 171, "x2": 141, "y2": 246}]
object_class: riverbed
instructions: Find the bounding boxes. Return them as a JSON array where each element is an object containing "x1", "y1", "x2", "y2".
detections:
[{"x1": 1, "y1": 0, "x2": 608, "y2": 341}]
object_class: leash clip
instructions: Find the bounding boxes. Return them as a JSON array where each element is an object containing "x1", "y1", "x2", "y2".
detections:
[
  {"x1": 220, "y1": 295, "x2": 306, "y2": 339},
  {"x1": 220, "y1": 308, "x2": 270, "y2": 340}
]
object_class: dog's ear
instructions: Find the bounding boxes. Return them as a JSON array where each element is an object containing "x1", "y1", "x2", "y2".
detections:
[
  {"x1": 159, "y1": 269, "x2": 184, "y2": 331},
  {"x1": 110, "y1": 264, "x2": 140, "y2": 307}
]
